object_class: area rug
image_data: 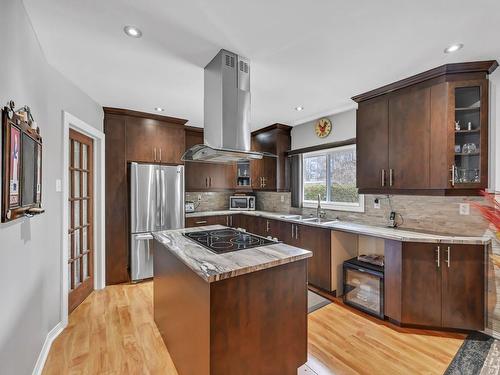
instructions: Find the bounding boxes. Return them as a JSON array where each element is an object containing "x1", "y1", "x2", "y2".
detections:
[
  {"x1": 308, "y1": 290, "x2": 331, "y2": 313},
  {"x1": 445, "y1": 332, "x2": 500, "y2": 375}
]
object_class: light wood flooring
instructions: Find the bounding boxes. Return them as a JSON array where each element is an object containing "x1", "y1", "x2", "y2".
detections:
[{"x1": 43, "y1": 282, "x2": 465, "y2": 375}]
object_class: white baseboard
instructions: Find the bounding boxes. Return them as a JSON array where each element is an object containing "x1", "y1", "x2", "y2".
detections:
[{"x1": 32, "y1": 321, "x2": 66, "y2": 375}]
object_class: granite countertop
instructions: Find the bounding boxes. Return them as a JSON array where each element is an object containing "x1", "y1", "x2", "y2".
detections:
[
  {"x1": 152, "y1": 225, "x2": 312, "y2": 283},
  {"x1": 186, "y1": 210, "x2": 491, "y2": 245}
]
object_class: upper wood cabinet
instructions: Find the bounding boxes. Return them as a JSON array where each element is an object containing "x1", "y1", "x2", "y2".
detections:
[
  {"x1": 353, "y1": 61, "x2": 498, "y2": 195},
  {"x1": 356, "y1": 96, "x2": 389, "y2": 190},
  {"x1": 125, "y1": 115, "x2": 185, "y2": 164},
  {"x1": 251, "y1": 124, "x2": 291, "y2": 192},
  {"x1": 184, "y1": 127, "x2": 236, "y2": 191},
  {"x1": 103, "y1": 107, "x2": 188, "y2": 285}
]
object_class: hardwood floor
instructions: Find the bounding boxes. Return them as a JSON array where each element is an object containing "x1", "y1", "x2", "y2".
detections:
[{"x1": 43, "y1": 282, "x2": 464, "y2": 375}]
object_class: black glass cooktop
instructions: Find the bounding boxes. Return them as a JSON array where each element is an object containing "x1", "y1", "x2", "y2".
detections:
[{"x1": 183, "y1": 228, "x2": 276, "y2": 254}]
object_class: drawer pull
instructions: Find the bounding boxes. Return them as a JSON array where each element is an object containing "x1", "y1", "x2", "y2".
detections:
[{"x1": 195, "y1": 220, "x2": 207, "y2": 224}]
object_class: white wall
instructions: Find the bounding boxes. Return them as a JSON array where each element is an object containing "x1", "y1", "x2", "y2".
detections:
[
  {"x1": 291, "y1": 109, "x2": 356, "y2": 150},
  {"x1": 0, "y1": 1, "x2": 103, "y2": 374}
]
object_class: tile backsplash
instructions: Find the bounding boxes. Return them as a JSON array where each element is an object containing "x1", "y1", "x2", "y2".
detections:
[
  {"x1": 187, "y1": 191, "x2": 490, "y2": 236},
  {"x1": 256, "y1": 191, "x2": 490, "y2": 236},
  {"x1": 185, "y1": 192, "x2": 232, "y2": 212}
]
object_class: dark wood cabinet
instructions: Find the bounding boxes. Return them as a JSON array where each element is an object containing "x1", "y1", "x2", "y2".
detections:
[
  {"x1": 295, "y1": 224, "x2": 331, "y2": 291},
  {"x1": 441, "y1": 244, "x2": 485, "y2": 330},
  {"x1": 384, "y1": 240, "x2": 485, "y2": 330},
  {"x1": 104, "y1": 113, "x2": 129, "y2": 285},
  {"x1": 156, "y1": 123, "x2": 186, "y2": 164},
  {"x1": 399, "y1": 242, "x2": 442, "y2": 327},
  {"x1": 185, "y1": 214, "x2": 238, "y2": 228},
  {"x1": 184, "y1": 127, "x2": 236, "y2": 191},
  {"x1": 125, "y1": 118, "x2": 158, "y2": 163},
  {"x1": 388, "y1": 87, "x2": 431, "y2": 189},
  {"x1": 104, "y1": 108, "x2": 188, "y2": 284},
  {"x1": 356, "y1": 96, "x2": 389, "y2": 190},
  {"x1": 125, "y1": 114, "x2": 185, "y2": 164},
  {"x1": 353, "y1": 61, "x2": 497, "y2": 195},
  {"x1": 251, "y1": 124, "x2": 291, "y2": 191},
  {"x1": 279, "y1": 221, "x2": 332, "y2": 291}
]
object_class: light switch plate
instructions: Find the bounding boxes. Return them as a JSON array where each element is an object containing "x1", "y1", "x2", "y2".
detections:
[
  {"x1": 56, "y1": 179, "x2": 62, "y2": 192},
  {"x1": 280, "y1": 195, "x2": 285, "y2": 202},
  {"x1": 459, "y1": 203, "x2": 470, "y2": 215},
  {"x1": 197, "y1": 194, "x2": 202, "y2": 202}
]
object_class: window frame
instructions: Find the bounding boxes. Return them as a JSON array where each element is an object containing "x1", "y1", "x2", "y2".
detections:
[{"x1": 302, "y1": 144, "x2": 365, "y2": 213}]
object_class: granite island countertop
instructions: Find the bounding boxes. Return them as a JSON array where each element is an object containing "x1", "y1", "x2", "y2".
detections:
[
  {"x1": 186, "y1": 210, "x2": 491, "y2": 245},
  {"x1": 152, "y1": 225, "x2": 312, "y2": 283}
]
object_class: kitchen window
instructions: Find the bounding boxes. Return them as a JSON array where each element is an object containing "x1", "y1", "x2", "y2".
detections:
[{"x1": 302, "y1": 144, "x2": 364, "y2": 212}]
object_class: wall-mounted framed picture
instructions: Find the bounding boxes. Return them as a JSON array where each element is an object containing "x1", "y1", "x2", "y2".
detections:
[{"x1": 1, "y1": 103, "x2": 44, "y2": 222}]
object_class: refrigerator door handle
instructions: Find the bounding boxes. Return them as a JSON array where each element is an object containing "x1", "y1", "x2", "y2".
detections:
[
  {"x1": 155, "y1": 168, "x2": 161, "y2": 229},
  {"x1": 160, "y1": 169, "x2": 166, "y2": 227}
]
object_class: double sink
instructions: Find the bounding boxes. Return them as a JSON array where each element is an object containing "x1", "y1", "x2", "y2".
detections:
[{"x1": 278, "y1": 214, "x2": 338, "y2": 226}]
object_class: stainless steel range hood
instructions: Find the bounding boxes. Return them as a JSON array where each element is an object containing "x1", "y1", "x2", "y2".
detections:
[{"x1": 182, "y1": 49, "x2": 273, "y2": 163}]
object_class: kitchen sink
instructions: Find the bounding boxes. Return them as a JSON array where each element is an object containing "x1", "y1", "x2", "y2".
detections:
[
  {"x1": 300, "y1": 217, "x2": 338, "y2": 225},
  {"x1": 279, "y1": 215, "x2": 303, "y2": 220}
]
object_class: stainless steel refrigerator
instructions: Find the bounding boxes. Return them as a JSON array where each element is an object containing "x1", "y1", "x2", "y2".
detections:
[{"x1": 129, "y1": 162, "x2": 184, "y2": 281}]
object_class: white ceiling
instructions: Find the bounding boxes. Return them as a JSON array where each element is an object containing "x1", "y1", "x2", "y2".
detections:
[{"x1": 24, "y1": 0, "x2": 500, "y2": 130}]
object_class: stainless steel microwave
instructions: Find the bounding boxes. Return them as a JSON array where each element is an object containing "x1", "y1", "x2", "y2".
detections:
[{"x1": 229, "y1": 196, "x2": 255, "y2": 211}]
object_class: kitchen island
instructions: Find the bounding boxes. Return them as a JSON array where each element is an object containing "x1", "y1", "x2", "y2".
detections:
[{"x1": 152, "y1": 225, "x2": 312, "y2": 375}]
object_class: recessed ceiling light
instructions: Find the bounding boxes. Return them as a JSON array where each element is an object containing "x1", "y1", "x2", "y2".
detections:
[
  {"x1": 124, "y1": 25, "x2": 142, "y2": 38},
  {"x1": 444, "y1": 43, "x2": 463, "y2": 54},
  {"x1": 295, "y1": 106, "x2": 304, "y2": 111},
  {"x1": 154, "y1": 107, "x2": 164, "y2": 112}
]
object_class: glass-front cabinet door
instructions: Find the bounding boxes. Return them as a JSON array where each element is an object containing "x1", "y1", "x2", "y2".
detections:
[{"x1": 450, "y1": 80, "x2": 488, "y2": 189}]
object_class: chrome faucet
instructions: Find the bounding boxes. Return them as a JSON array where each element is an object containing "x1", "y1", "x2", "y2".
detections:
[{"x1": 317, "y1": 194, "x2": 326, "y2": 219}]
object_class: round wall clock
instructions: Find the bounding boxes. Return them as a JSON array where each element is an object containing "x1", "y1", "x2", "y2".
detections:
[{"x1": 315, "y1": 118, "x2": 332, "y2": 138}]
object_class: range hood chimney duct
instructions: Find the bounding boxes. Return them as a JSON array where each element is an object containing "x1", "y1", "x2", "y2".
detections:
[{"x1": 182, "y1": 49, "x2": 274, "y2": 163}]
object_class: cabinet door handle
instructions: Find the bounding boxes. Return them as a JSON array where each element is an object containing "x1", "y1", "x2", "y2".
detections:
[
  {"x1": 159, "y1": 148, "x2": 162, "y2": 162},
  {"x1": 436, "y1": 246, "x2": 440, "y2": 268},
  {"x1": 209, "y1": 177, "x2": 212, "y2": 187},
  {"x1": 226, "y1": 216, "x2": 229, "y2": 226},
  {"x1": 154, "y1": 148, "x2": 157, "y2": 162},
  {"x1": 389, "y1": 169, "x2": 394, "y2": 187},
  {"x1": 295, "y1": 225, "x2": 299, "y2": 240},
  {"x1": 205, "y1": 178, "x2": 208, "y2": 187},
  {"x1": 445, "y1": 246, "x2": 451, "y2": 267},
  {"x1": 381, "y1": 169, "x2": 386, "y2": 187},
  {"x1": 450, "y1": 165, "x2": 455, "y2": 187},
  {"x1": 230, "y1": 216, "x2": 233, "y2": 226},
  {"x1": 291, "y1": 224, "x2": 295, "y2": 239},
  {"x1": 266, "y1": 220, "x2": 270, "y2": 232}
]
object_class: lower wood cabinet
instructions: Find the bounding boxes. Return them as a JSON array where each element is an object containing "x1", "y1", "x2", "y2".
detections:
[
  {"x1": 385, "y1": 240, "x2": 484, "y2": 330},
  {"x1": 185, "y1": 214, "x2": 238, "y2": 228},
  {"x1": 279, "y1": 221, "x2": 332, "y2": 291}
]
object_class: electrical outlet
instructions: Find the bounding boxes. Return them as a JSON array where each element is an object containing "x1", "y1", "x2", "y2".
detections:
[
  {"x1": 197, "y1": 194, "x2": 202, "y2": 202},
  {"x1": 459, "y1": 203, "x2": 470, "y2": 215},
  {"x1": 373, "y1": 198, "x2": 381, "y2": 209},
  {"x1": 56, "y1": 179, "x2": 62, "y2": 192},
  {"x1": 280, "y1": 195, "x2": 285, "y2": 202}
]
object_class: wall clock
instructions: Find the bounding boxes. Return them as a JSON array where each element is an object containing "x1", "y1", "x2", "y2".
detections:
[{"x1": 315, "y1": 118, "x2": 332, "y2": 138}]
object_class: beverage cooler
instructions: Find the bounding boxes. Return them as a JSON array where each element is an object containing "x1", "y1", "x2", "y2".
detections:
[{"x1": 343, "y1": 258, "x2": 384, "y2": 319}]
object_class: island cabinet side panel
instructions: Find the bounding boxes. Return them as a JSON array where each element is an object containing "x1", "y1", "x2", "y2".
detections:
[
  {"x1": 153, "y1": 240, "x2": 210, "y2": 375},
  {"x1": 209, "y1": 260, "x2": 308, "y2": 375}
]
